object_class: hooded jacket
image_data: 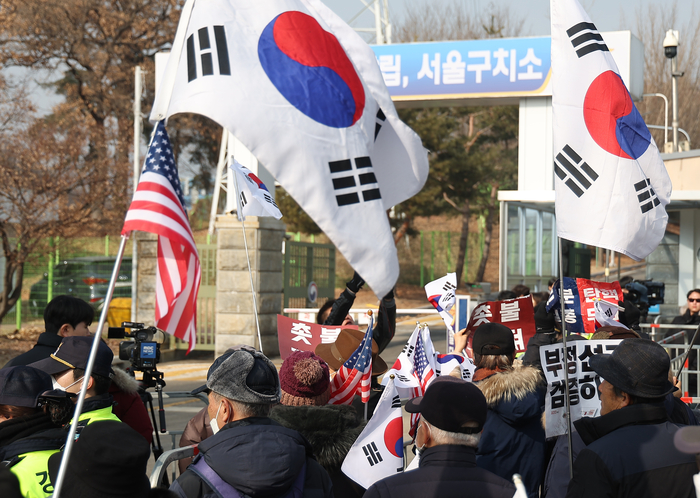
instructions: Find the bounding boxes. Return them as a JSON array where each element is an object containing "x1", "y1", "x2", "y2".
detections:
[
  {"x1": 271, "y1": 404, "x2": 365, "y2": 498},
  {"x1": 474, "y1": 364, "x2": 546, "y2": 498},
  {"x1": 170, "y1": 417, "x2": 333, "y2": 498},
  {"x1": 566, "y1": 403, "x2": 697, "y2": 498}
]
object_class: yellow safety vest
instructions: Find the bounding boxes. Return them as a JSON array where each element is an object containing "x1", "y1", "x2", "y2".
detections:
[{"x1": 12, "y1": 406, "x2": 121, "y2": 498}]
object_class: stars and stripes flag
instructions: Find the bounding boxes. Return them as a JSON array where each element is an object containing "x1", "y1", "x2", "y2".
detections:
[
  {"x1": 329, "y1": 315, "x2": 374, "y2": 405},
  {"x1": 408, "y1": 330, "x2": 436, "y2": 435},
  {"x1": 122, "y1": 120, "x2": 201, "y2": 352}
]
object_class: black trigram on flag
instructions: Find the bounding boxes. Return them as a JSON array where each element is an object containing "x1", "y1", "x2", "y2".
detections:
[
  {"x1": 362, "y1": 442, "x2": 383, "y2": 466},
  {"x1": 374, "y1": 108, "x2": 386, "y2": 141},
  {"x1": 554, "y1": 145, "x2": 599, "y2": 198},
  {"x1": 329, "y1": 157, "x2": 382, "y2": 207},
  {"x1": 187, "y1": 26, "x2": 231, "y2": 82},
  {"x1": 567, "y1": 22, "x2": 609, "y2": 58},
  {"x1": 391, "y1": 395, "x2": 401, "y2": 409},
  {"x1": 635, "y1": 178, "x2": 660, "y2": 213}
]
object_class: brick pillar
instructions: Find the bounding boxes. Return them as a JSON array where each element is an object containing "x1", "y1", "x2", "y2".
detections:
[
  {"x1": 134, "y1": 232, "x2": 157, "y2": 326},
  {"x1": 215, "y1": 214, "x2": 285, "y2": 356}
]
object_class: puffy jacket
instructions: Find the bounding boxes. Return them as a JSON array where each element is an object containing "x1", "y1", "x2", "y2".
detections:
[
  {"x1": 566, "y1": 403, "x2": 696, "y2": 498},
  {"x1": 474, "y1": 365, "x2": 547, "y2": 498},
  {"x1": 363, "y1": 445, "x2": 515, "y2": 498},
  {"x1": 170, "y1": 417, "x2": 333, "y2": 498}
]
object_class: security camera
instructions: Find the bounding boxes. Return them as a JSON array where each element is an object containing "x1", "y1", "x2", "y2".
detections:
[{"x1": 663, "y1": 29, "x2": 679, "y2": 59}]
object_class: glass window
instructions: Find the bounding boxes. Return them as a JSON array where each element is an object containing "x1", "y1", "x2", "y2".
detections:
[
  {"x1": 525, "y1": 208, "x2": 538, "y2": 276},
  {"x1": 507, "y1": 204, "x2": 521, "y2": 276}
]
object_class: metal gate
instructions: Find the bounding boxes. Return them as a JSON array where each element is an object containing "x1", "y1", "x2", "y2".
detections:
[{"x1": 283, "y1": 241, "x2": 336, "y2": 310}]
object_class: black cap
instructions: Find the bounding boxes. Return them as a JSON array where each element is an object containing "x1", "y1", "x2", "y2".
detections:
[
  {"x1": 29, "y1": 336, "x2": 113, "y2": 379},
  {"x1": 48, "y1": 421, "x2": 151, "y2": 498},
  {"x1": 472, "y1": 322, "x2": 515, "y2": 356},
  {"x1": 590, "y1": 338, "x2": 675, "y2": 398},
  {"x1": 0, "y1": 366, "x2": 53, "y2": 408},
  {"x1": 405, "y1": 377, "x2": 487, "y2": 433}
]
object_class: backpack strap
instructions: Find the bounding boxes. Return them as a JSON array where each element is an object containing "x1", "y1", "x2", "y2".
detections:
[{"x1": 189, "y1": 456, "x2": 242, "y2": 498}]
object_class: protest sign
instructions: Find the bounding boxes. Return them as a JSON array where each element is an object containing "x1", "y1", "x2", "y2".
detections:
[
  {"x1": 540, "y1": 339, "x2": 621, "y2": 438},
  {"x1": 277, "y1": 315, "x2": 358, "y2": 360},
  {"x1": 465, "y1": 296, "x2": 535, "y2": 356},
  {"x1": 547, "y1": 278, "x2": 623, "y2": 335}
]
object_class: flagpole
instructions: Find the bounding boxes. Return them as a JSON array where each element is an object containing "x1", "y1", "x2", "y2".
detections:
[
  {"x1": 558, "y1": 237, "x2": 574, "y2": 479},
  {"x1": 230, "y1": 161, "x2": 264, "y2": 353},
  {"x1": 53, "y1": 235, "x2": 130, "y2": 498}
]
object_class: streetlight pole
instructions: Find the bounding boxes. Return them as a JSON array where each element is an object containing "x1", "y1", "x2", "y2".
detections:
[
  {"x1": 643, "y1": 93, "x2": 668, "y2": 149},
  {"x1": 663, "y1": 29, "x2": 682, "y2": 152}
]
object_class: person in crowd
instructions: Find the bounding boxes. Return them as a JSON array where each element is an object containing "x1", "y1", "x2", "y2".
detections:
[
  {"x1": 271, "y1": 351, "x2": 366, "y2": 498},
  {"x1": 29, "y1": 336, "x2": 120, "y2": 427},
  {"x1": 531, "y1": 291, "x2": 549, "y2": 308},
  {"x1": 0, "y1": 366, "x2": 65, "y2": 498},
  {"x1": 471, "y1": 323, "x2": 546, "y2": 498},
  {"x1": 522, "y1": 302, "x2": 559, "y2": 369},
  {"x1": 512, "y1": 284, "x2": 530, "y2": 298},
  {"x1": 177, "y1": 346, "x2": 249, "y2": 472},
  {"x1": 496, "y1": 290, "x2": 516, "y2": 300},
  {"x1": 548, "y1": 278, "x2": 557, "y2": 293},
  {"x1": 47, "y1": 420, "x2": 177, "y2": 497},
  {"x1": 0, "y1": 465, "x2": 22, "y2": 498},
  {"x1": 666, "y1": 288, "x2": 700, "y2": 396},
  {"x1": 318, "y1": 272, "x2": 396, "y2": 353},
  {"x1": 363, "y1": 377, "x2": 516, "y2": 498},
  {"x1": 4, "y1": 295, "x2": 94, "y2": 368},
  {"x1": 109, "y1": 361, "x2": 153, "y2": 444},
  {"x1": 566, "y1": 339, "x2": 697, "y2": 497},
  {"x1": 315, "y1": 328, "x2": 388, "y2": 418},
  {"x1": 170, "y1": 349, "x2": 333, "y2": 498}
]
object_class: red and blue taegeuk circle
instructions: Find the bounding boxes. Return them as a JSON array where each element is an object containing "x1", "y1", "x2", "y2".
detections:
[
  {"x1": 384, "y1": 417, "x2": 403, "y2": 458},
  {"x1": 257, "y1": 11, "x2": 365, "y2": 129},
  {"x1": 583, "y1": 70, "x2": 651, "y2": 160}
]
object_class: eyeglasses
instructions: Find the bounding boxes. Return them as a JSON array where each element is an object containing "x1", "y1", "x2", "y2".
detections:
[{"x1": 689, "y1": 298, "x2": 700, "y2": 303}]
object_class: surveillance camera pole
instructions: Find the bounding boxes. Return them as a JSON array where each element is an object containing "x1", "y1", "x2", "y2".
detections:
[{"x1": 671, "y1": 55, "x2": 679, "y2": 153}]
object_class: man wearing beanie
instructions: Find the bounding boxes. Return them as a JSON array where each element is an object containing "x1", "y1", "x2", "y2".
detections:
[
  {"x1": 271, "y1": 352, "x2": 366, "y2": 498},
  {"x1": 364, "y1": 377, "x2": 515, "y2": 498},
  {"x1": 471, "y1": 322, "x2": 546, "y2": 498},
  {"x1": 170, "y1": 349, "x2": 333, "y2": 498}
]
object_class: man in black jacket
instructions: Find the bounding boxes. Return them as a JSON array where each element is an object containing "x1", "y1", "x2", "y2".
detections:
[
  {"x1": 4, "y1": 295, "x2": 94, "y2": 368},
  {"x1": 566, "y1": 339, "x2": 697, "y2": 498},
  {"x1": 363, "y1": 377, "x2": 516, "y2": 498},
  {"x1": 170, "y1": 349, "x2": 333, "y2": 498}
]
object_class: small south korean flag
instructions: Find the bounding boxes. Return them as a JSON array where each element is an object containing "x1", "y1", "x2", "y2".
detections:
[
  {"x1": 230, "y1": 159, "x2": 283, "y2": 221},
  {"x1": 341, "y1": 376, "x2": 403, "y2": 488},
  {"x1": 551, "y1": 0, "x2": 671, "y2": 261}
]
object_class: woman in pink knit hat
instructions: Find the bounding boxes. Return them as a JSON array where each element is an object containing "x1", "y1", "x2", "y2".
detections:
[{"x1": 271, "y1": 351, "x2": 366, "y2": 498}]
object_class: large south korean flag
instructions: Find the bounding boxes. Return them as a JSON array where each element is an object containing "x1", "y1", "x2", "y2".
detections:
[
  {"x1": 551, "y1": 0, "x2": 671, "y2": 260},
  {"x1": 150, "y1": 0, "x2": 429, "y2": 299}
]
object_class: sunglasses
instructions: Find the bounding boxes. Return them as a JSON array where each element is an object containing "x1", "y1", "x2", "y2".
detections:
[{"x1": 689, "y1": 298, "x2": 700, "y2": 303}]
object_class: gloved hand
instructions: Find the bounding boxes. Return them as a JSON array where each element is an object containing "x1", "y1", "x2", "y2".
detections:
[{"x1": 346, "y1": 272, "x2": 365, "y2": 294}]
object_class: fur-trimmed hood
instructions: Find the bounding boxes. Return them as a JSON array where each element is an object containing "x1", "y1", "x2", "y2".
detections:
[
  {"x1": 475, "y1": 364, "x2": 545, "y2": 407},
  {"x1": 270, "y1": 404, "x2": 365, "y2": 472},
  {"x1": 111, "y1": 367, "x2": 140, "y2": 395}
]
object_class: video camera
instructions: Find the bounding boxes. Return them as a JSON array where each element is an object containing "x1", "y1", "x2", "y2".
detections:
[
  {"x1": 108, "y1": 322, "x2": 164, "y2": 371},
  {"x1": 622, "y1": 279, "x2": 665, "y2": 309}
]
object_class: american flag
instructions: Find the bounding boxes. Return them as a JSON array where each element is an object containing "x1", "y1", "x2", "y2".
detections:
[
  {"x1": 329, "y1": 316, "x2": 374, "y2": 405},
  {"x1": 409, "y1": 331, "x2": 436, "y2": 435},
  {"x1": 121, "y1": 120, "x2": 201, "y2": 352}
]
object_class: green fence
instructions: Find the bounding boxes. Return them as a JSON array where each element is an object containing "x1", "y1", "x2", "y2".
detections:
[{"x1": 283, "y1": 240, "x2": 336, "y2": 310}]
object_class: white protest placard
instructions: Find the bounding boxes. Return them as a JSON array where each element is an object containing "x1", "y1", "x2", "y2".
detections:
[{"x1": 540, "y1": 339, "x2": 621, "y2": 438}]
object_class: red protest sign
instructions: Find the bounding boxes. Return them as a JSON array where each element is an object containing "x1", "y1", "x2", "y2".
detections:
[
  {"x1": 464, "y1": 296, "x2": 536, "y2": 357},
  {"x1": 575, "y1": 279, "x2": 623, "y2": 335},
  {"x1": 277, "y1": 315, "x2": 358, "y2": 360}
]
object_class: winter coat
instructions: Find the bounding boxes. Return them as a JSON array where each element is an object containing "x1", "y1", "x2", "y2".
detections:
[
  {"x1": 109, "y1": 368, "x2": 153, "y2": 444},
  {"x1": 363, "y1": 445, "x2": 515, "y2": 498},
  {"x1": 3, "y1": 332, "x2": 62, "y2": 368},
  {"x1": 324, "y1": 289, "x2": 396, "y2": 354},
  {"x1": 271, "y1": 404, "x2": 365, "y2": 498},
  {"x1": 667, "y1": 310, "x2": 700, "y2": 396},
  {"x1": 521, "y1": 334, "x2": 557, "y2": 369},
  {"x1": 566, "y1": 403, "x2": 697, "y2": 498},
  {"x1": 474, "y1": 365, "x2": 547, "y2": 498},
  {"x1": 170, "y1": 417, "x2": 333, "y2": 498},
  {"x1": 178, "y1": 407, "x2": 212, "y2": 473}
]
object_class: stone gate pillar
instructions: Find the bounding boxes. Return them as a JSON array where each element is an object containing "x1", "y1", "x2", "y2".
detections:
[{"x1": 215, "y1": 214, "x2": 285, "y2": 356}]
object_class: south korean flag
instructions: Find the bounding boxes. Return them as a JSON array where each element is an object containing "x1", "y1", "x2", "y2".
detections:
[
  {"x1": 230, "y1": 159, "x2": 283, "y2": 221},
  {"x1": 551, "y1": 0, "x2": 671, "y2": 260}
]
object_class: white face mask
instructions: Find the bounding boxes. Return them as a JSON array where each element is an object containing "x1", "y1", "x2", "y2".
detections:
[
  {"x1": 51, "y1": 376, "x2": 63, "y2": 391},
  {"x1": 210, "y1": 401, "x2": 224, "y2": 435}
]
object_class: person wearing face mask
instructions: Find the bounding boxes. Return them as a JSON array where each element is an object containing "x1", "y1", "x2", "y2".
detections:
[
  {"x1": 28, "y1": 336, "x2": 120, "y2": 428},
  {"x1": 0, "y1": 366, "x2": 66, "y2": 498},
  {"x1": 170, "y1": 349, "x2": 333, "y2": 498},
  {"x1": 363, "y1": 377, "x2": 515, "y2": 498}
]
